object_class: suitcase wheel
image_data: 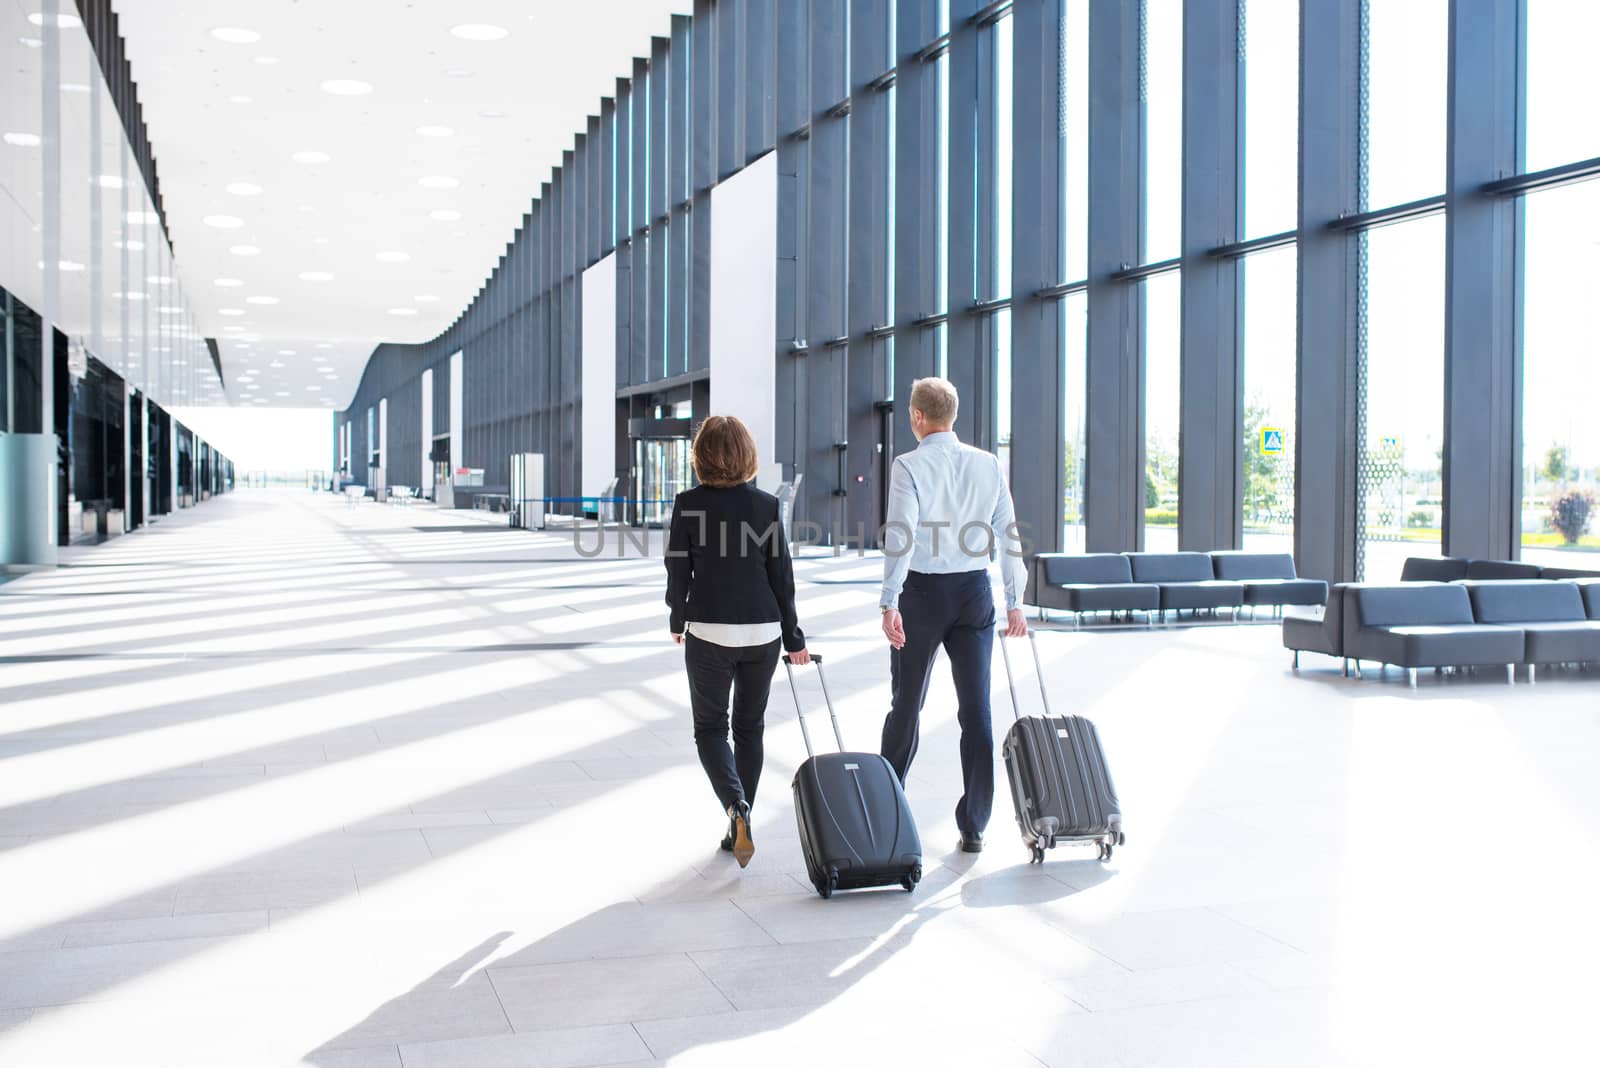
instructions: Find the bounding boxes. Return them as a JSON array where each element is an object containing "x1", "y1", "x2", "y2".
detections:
[
  {"x1": 1097, "y1": 841, "x2": 1114, "y2": 863},
  {"x1": 900, "y1": 865, "x2": 922, "y2": 893},
  {"x1": 817, "y1": 871, "x2": 838, "y2": 899},
  {"x1": 1030, "y1": 844, "x2": 1046, "y2": 865}
]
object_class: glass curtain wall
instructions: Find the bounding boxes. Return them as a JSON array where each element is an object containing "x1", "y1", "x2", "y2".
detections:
[
  {"x1": 1143, "y1": 271, "x2": 1181, "y2": 549},
  {"x1": 1240, "y1": 246, "x2": 1297, "y2": 552},
  {"x1": 1061, "y1": 0, "x2": 1088, "y2": 550}
]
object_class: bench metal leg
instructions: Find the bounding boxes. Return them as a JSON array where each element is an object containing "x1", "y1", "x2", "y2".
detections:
[
  {"x1": 1354, "y1": 659, "x2": 1362, "y2": 679},
  {"x1": 1292, "y1": 650, "x2": 1300, "y2": 670},
  {"x1": 1408, "y1": 667, "x2": 1418, "y2": 689},
  {"x1": 1342, "y1": 657, "x2": 1350, "y2": 677},
  {"x1": 1529, "y1": 663, "x2": 1537, "y2": 685},
  {"x1": 1507, "y1": 663, "x2": 1516, "y2": 685}
]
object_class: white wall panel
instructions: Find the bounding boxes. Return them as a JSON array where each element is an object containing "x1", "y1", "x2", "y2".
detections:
[
  {"x1": 580, "y1": 252, "x2": 617, "y2": 498},
  {"x1": 708, "y1": 150, "x2": 778, "y2": 482}
]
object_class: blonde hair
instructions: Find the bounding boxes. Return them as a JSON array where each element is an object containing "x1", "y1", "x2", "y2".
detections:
[
  {"x1": 910, "y1": 377, "x2": 959, "y2": 427},
  {"x1": 691, "y1": 415, "x2": 760, "y2": 487}
]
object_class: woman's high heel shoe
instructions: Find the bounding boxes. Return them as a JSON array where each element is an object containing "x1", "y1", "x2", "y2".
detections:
[{"x1": 728, "y1": 800, "x2": 755, "y2": 868}]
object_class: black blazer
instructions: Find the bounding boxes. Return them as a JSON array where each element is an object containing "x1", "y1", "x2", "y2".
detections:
[{"x1": 664, "y1": 483, "x2": 805, "y2": 652}]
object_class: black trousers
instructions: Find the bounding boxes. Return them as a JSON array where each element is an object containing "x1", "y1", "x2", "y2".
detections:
[
  {"x1": 880, "y1": 570, "x2": 996, "y2": 835},
  {"x1": 684, "y1": 634, "x2": 782, "y2": 812}
]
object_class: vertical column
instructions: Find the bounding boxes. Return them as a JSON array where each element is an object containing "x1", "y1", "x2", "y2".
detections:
[
  {"x1": 804, "y1": 0, "x2": 848, "y2": 534},
  {"x1": 1294, "y1": 0, "x2": 1361, "y2": 582},
  {"x1": 1441, "y1": 0, "x2": 1519, "y2": 561},
  {"x1": 846, "y1": 0, "x2": 893, "y2": 538},
  {"x1": 630, "y1": 58, "x2": 651, "y2": 385},
  {"x1": 650, "y1": 37, "x2": 670, "y2": 381},
  {"x1": 1177, "y1": 0, "x2": 1242, "y2": 550},
  {"x1": 1011, "y1": 0, "x2": 1067, "y2": 557},
  {"x1": 669, "y1": 16, "x2": 691, "y2": 379},
  {"x1": 716, "y1": 0, "x2": 744, "y2": 179},
  {"x1": 774, "y1": 0, "x2": 809, "y2": 488},
  {"x1": 946, "y1": 0, "x2": 984, "y2": 435},
  {"x1": 690, "y1": 1, "x2": 717, "y2": 373},
  {"x1": 1084, "y1": 0, "x2": 1142, "y2": 552},
  {"x1": 892, "y1": 0, "x2": 940, "y2": 442},
  {"x1": 745, "y1": 0, "x2": 777, "y2": 160}
]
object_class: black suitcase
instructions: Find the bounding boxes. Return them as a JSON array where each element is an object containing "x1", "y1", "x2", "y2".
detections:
[
  {"x1": 785, "y1": 656, "x2": 922, "y2": 899},
  {"x1": 998, "y1": 632, "x2": 1125, "y2": 864}
]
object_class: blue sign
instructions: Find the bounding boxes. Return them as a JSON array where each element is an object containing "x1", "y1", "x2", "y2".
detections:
[{"x1": 1260, "y1": 427, "x2": 1285, "y2": 455}]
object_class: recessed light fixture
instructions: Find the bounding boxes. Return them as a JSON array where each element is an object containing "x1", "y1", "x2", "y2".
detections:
[
  {"x1": 269, "y1": 361, "x2": 284, "y2": 368},
  {"x1": 306, "y1": 385, "x2": 322, "y2": 391},
  {"x1": 203, "y1": 215, "x2": 244, "y2": 229},
  {"x1": 443, "y1": 68, "x2": 473, "y2": 78},
  {"x1": 214, "y1": 277, "x2": 243, "y2": 287},
  {"x1": 450, "y1": 23, "x2": 509, "y2": 41},
  {"x1": 478, "y1": 110, "x2": 506, "y2": 119},
  {"x1": 28, "y1": 13, "x2": 82, "y2": 28},
  {"x1": 210, "y1": 27, "x2": 261, "y2": 43},
  {"x1": 218, "y1": 308, "x2": 245, "y2": 316},
  {"x1": 254, "y1": 55, "x2": 280, "y2": 65},
  {"x1": 118, "y1": 292, "x2": 147, "y2": 302},
  {"x1": 429, "y1": 209, "x2": 462, "y2": 222},
  {"x1": 275, "y1": 391, "x2": 290, "y2": 397},
  {"x1": 229, "y1": 245, "x2": 261, "y2": 256},
  {"x1": 278, "y1": 349, "x2": 297, "y2": 355},
  {"x1": 415, "y1": 125, "x2": 455, "y2": 138},
  {"x1": 388, "y1": 307, "x2": 418, "y2": 316},
  {"x1": 19, "y1": 36, "x2": 41, "y2": 48},
  {"x1": 298, "y1": 271, "x2": 333, "y2": 282},
  {"x1": 292, "y1": 150, "x2": 331, "y2": 164},
  {"x1": 414, "y1": 294, "x2": 439, "y2": 302},
  {"x1": 228, "y1": 95, "x2": 252, "y2": 105},
  {"x1": 312, "y1": 237, "x2": 329, "y2": 246},
  {"x1": 225, "y1": 182, "x2": 262, "y2": 196},
  {"x1": 57, "y1": 260, "x2": 84, "y2": 272},
  {"x1": 222, "y1": 325, "x2": 244, "y2": 333},
  {"x1": 320, "y1": 79, "x2": 372, "y2": 96},
  {"x1": 95, "y1": 175, "x2": 124, "y2": 189},
  {"x1": 114, "y1": 239, "x2": 145, "y2": 250},
  {"x1": 315, "y1": 343, "x2": 332, "y2": 349},
  {"x1": 376, "y1": 250, "x2": 410, "y2": 263},
  {"x1": 419, "y1": 175, "x2": 459, "y2": 190},
  {"x1": 312, "y1": 356, "x2": 327, "y2": 362},
  {"x1": 60, "y1": 83, "x2": 89, "y2": 94},
  {"x1": 159, "y1": 305, "x2": 183, "y2": 315},
  {"x1": 245, "y1": 296, "x2": 279, "y2": 305},
  {"x1": 126, "y1": 210, "x2": 160, "y2": 225},
  {"x1": 3, "y1": 132, "x2": 41, "y2": 147}
]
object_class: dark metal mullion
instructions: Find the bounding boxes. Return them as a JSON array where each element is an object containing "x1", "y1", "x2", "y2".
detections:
[
  {"x1": 806, "y1": 0, "x2": 848, "y2": 530},
  {"x1": 745, "y1": 0, "x2": 778, "y2": 160},
  {"x1": 1177, "y1": 0, "x2": 1242, "y2": 552},
  {"x1": 946, "y1": 0, "x2": 984, "y2": 447},
  {"x1": 892, "y1": 0, "x2": 939, "y2": 457},
  {"x1": 1108, "y1": 257, "x2": 1181, "y2": 282},
  {"x1": 1085, "y1": 0, "x2": 1143, "y2": 552},
  {"x1": 1328, "y1": 193, "x2": 1447, "y2": 231},
  {"x1": 774, "y1": 0, "x2": 810, "y2": 496},
  {"x1": 1207, "y1": 229, "x2": 1296, "y2": 258},
  {"x1": 630, "y1": 58, "x2": 651, "y2": 386},
  {"x1": 1441, "y1": 0, "x2": 1520, "y2": 560}
]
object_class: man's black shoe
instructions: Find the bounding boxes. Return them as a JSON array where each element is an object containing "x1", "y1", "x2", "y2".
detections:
[{"x1": 959, "y1": 830, "x2": 984, "y2": 853}]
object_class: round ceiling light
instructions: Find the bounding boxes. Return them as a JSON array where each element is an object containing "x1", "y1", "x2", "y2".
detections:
[
  {"x1": 418, "y1": 175, "x2": 459, "y2": 189},
  {"x1": 118, "y1": 292, "x2": 146, "y2": 302},
  {"x1": 306, "y1": 385, "x2": 322, "y2": 391},
  {"x1": 297, "y1": 271, "x2": 333, "y2": 282},
  {"x1": 245, "y1": 296, "x2": 279, "y2": 305},
  {"x1": 254, "y1": 56, "x2": 280, "y2": 65},
  {"x1": 416, "y1": 125, "x2": 455, "y2": 138},
  {"x1": 478, "y1": 110, "x2": 506, "y2": 119},
  {"x1": 414, "y1": 294, "x2": 439, "y2": 302},
  {"x1": 28, "y1": 13, "x2": 82, "y2": 28},
  {"x1": 214, "y1": 277, "x2": 243, "y2": 287},
  {"x1": 229, "y1": 245, "x2": 261, "y2": 256},
  {"x1": 320, "y1": 79, "x2": 373, "y2": 96},
  {"x1": 114, "y1": 239, "x2": 145, "y2": 251},
  {"x1": 95, "y1": 174, "x2": 124, "y2": 189},
  {"x1": 126, "y1": 210, "x2": 160, "y2": 225},
  {"x1": 375, "y1": 250, "x2": 410, "y2": 263},
  {"x1": 292, "y1": 150, "x2": 331, "y2": 164},
  {"x1": 225, "y1": 182, "x2": 262, "y2": 196},
  {"x1": 278, "y1": 349, "x2": 297, "y2": 356},
  {"x1": 442, "y1": 68, "x2": 474, "y2": 78},
  {"x1": 450, "y1": 24, "x2": 509, "y2": 41},
  {"x1": 59, "y1": 83, "x2": 89, "y2": 94},
  {"x1": 209, "y1": 27, "x2": 260, "y2": 43},
  {"x1": 203, "y1": 214, "x2": 244, "y2": 229},
  {"x1": 3, "y1": 132, "x2": 41, "y2": 147},
  {"x1": 428, "y1": 209, "x2": 461, "y2": 222},
  {"x1": 57, "y1": 260, "x2": 84, "y2": 272},
  {"x1": 228, "y1": 95, "x2": 252, "y2": 105},
  {"x1": 388, "y1": 307, "x2": 418, "y2": 316},
  {"x1": 218, "y1": 308, "x2": 245, "y2": 316}
]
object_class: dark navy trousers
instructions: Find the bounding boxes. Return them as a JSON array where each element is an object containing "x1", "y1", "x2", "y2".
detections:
[{"x1": 880, "y1": 569, "x2": 996, "y2": 836}]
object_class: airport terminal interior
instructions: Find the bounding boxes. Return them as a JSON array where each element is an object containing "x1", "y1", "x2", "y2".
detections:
[{"x1": 2, "y1": 1, "x2": 1599, "y2": 1066}]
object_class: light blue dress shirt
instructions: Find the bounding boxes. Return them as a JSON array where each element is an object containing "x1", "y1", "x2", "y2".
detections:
[{"x1": 879, "y1": 431, "x2": 1028, "y2": 612}]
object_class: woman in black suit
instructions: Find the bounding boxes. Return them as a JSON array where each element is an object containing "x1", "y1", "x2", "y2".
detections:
[{"x1": 666, "y1": 416, "x2": 808, "y2": 867}]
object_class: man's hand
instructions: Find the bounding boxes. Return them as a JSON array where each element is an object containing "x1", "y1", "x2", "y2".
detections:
[
  {"x1": 786, "y1": 647, "x2": 811, "y2": 665},
  {"x1": 882, "y1": 608, "x2": 906, "y2": 649},
  {"x1": 1004, "y1": 608, "x2": 1028, "y2": 638},
  {"x1": 671, "y1": 632, "x2": 685, "y2": 645}
]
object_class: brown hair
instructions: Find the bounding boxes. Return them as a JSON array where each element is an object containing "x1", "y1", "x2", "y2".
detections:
[
  {"x1": 910, "y1": 376, "x2": 959, "y2": 426},
  {"x1": 691, "y1": 415, "x2": 760, "y2": 487}
]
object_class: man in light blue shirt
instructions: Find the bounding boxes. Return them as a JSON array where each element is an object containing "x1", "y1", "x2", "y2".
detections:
[{"x1": 879, "y1": 377, "x2": 1027, "y2": 853}]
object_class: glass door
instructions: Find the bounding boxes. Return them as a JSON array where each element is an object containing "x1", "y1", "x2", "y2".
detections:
[{"x1": 634, "y1": 437, "x2": 692, "y2": 526}]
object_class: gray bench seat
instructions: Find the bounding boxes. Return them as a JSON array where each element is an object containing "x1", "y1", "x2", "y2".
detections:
[
  {"x1": 1029, "y1": 554, "x2": 1160, "y2": 625},
  {"x1": 1349, "y1": 585, "x2": 1523, "y2": 687},
  {"x1": 1468, "y1": 581, "x2": 1600, "y2": 680},
  {"x1": 1211, "y1": 552, "x2": 1328, "y2": 611},
  {"x1": 1127, "y1": 553, "x2": 1245, "y2": 620}
]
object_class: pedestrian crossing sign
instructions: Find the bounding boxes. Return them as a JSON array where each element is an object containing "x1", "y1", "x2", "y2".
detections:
[{"x1": 1260, "y1": 427, "x2": 1285, "y2": 455}]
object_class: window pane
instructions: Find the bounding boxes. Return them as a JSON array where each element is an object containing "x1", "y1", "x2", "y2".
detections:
[
  {"x1": 996, "y1": 307, "x2": 1012, "y2": 470},
  {"x1": 1142, "y1": 0, "x2": 1183, "y2": 262},
  {"x1": 1241, "y1": 244, "x2": 1297, "y2": 552},
  {"x1": 1525, "y1": 1, "x2": 1600, "y2": 172},
  {"x1": 1064, "y1": 291, "x2": 1087, "y2": 550},
  {"x1": 1241, "y1": 0, "x2": 1298, "y2": 237},
  {"x1": 1520, "y1": 180, "x2": 1600, "y2": 564},
  {"x1": 995, "y1": 13, "x2": 1013, "y2": 299},
  {"x1": 1357, "y1": 215, "x2": 1445, "y2": 580},
  {"x1": 936, "y1": 52, "x2": 949, "y2": 314},
  {"x1": 1143, "y1": 271, "x2": 1181, "y2": 548},
  {"x1": 1360, "y1": 0, "x2": 1447, "y2": 209},
  {"x1": 1063, "y1": 0, "x2": 1088, "y2": 282}
]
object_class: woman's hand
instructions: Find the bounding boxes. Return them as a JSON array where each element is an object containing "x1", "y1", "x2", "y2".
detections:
[
  {"x1": 786, "y1": 647, "x2": 811, "y2": 665},
  {"x1": 671, "y1": 632, "x2": 685, "y2": 645}
]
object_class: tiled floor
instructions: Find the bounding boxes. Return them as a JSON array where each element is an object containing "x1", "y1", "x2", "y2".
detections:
[{"x1": 2, "y1": 490, "x2": 1598, "y2": 1067}]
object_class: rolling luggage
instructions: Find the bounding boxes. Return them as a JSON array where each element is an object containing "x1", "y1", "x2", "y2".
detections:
[
  {"x1": 785, "y1": 655, "x2": 922, "y2": 899},
  {"x1": 998, "y1": 631, "x2": 1125, "y2": 864}
]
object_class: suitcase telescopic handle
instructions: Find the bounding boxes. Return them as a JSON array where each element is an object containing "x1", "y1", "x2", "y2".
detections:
[
  {"x1": 996, "y1": 629, "x2": 1055, "y2": 723},
  {"x1": 783, "y1": 655, "x2": 845, "y2": 758}
]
